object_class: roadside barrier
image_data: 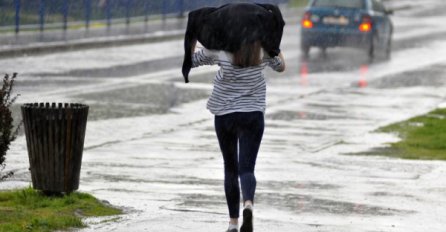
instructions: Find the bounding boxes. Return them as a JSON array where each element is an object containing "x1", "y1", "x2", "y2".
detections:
[{"x1": 1, "y1": 0, "x2": 288, "y2": 34}]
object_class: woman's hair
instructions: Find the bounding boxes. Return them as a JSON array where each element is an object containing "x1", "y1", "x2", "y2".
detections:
[{"x1": 232, "y1": 41, "x2": 262, "y2": 67}]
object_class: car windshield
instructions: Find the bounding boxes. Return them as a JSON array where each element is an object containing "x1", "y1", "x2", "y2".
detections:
[{"x1": 313, "y1": 0, "x2": 365, "y2": 9}]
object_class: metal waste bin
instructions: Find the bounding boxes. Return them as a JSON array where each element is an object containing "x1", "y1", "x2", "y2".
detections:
[{"x1": 21, "y1": 103, "x2": 89, "y2": 194}]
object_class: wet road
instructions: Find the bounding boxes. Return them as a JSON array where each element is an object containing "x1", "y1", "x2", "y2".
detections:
[{"x1": 2, "y1": 1, "x2": 446, "y2": 231}]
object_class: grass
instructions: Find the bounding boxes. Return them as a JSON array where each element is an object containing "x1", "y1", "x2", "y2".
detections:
[
  {"x1": 378, "y1": 108, "x2": 446, "y2": 160},
  {"x1": 0, "y1": 11, "x2": 66, "y2": 26},
  {"x1": 289, "y1": 0, "x2": 309, "y2": 7},
  {"x1": 0, "y1": 187, "x2": 122, "y2": 232}
]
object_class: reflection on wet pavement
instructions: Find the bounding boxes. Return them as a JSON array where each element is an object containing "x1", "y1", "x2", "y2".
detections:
[
  {"x1": 84, "y1": 172, "x2": 221, "y2": 188},
  {"x1": 267, "y1": 110, "x2": 347, "y2": 121},
  {"x1": 31, "y1": 56, "x2": 183, "y2": 78},
  {"x1": 261, "y1": 180, "x2": 340, "y2": 191},
  {"x1": 369, "y1": 64, "x2": 446, "y2": 88},
  {"x1": 369, "y1": 191, "x2": 416, "y2": 199},
  {"x1": 257, "y1": 192, "x2": 414, "y2": 216},
  {"x1": 299, "y1": 61, "x2": 309, "y2": 86},
  {"x1": 16, "y1": 78, "x2": 100, "y2": 95},
  {"x1": 175, "y1": 189, "x2": 414, "y2": 217},
  {"x1": 174, "y1": 193, "x2": 226, "y2": 213},
  {"x1": 298, "y1": 48, "x2": 373, "y2": 75},
  {"x1": 74, "y1": 83, "x2": 210, "y2": 120},
  {"x1": 358, "y1": 65, "x2": 369, "y2": 88}
]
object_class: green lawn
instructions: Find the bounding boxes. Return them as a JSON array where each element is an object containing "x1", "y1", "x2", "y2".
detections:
[
  {"x1": 0, "y1": 187, "x2": 121, "y2": 232},
  {"x1": 378, "y1": 108, "x2": 446, "y2": 160},
  {"x1": 289, "y1": 0, "x2": 309, "y2": 7}
]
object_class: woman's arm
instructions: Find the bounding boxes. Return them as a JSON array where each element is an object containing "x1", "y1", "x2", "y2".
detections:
[{"x1": 192, "y1": 48, "x2": 217, "y2": 68}]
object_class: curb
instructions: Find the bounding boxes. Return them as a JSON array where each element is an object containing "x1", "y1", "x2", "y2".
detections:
[{"x1": 0, "y1": 29, "x2": 184, "y2": 59}]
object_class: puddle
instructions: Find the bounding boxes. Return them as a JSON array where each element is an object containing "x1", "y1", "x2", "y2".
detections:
[
  {"x1": 369, "y1": 191, "x2": 416, "y2": 199},
  {"x1": 74, "y1": 82, "x2": 209, "y2": 120},
  {"x1": 260, "y1": 180, "x2": 340, "y2": 191},
  {"x1": 176, "y1": 193, "x2": 226, "y2": 209},
  {"x1": 29, "y1": 56, "x2": 183, "y2": 78},
  {"x1": 256, "y1": 192, "x2": 414, "y2": 216},
  {"x1": 267, "y1": 110, "x2": 343, "y2": 121},
  {"x1": 369, "y1": 64, "x2": 446, "y2": 89},
  {"x1": 84, "y1": 173, "x2": 221, "y2": 188},
  {"x1": 174, "y1": 191, "x2": 414, "y2": 217},
  {"x1": 344, "y1": 147, "x2": 414, "y2": 160}
]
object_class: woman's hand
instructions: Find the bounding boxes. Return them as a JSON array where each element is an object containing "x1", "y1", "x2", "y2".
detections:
[
  {"x1": 191, "y1": 40, "x2": 197, "y2": 53},
  {"x1": 277, "y1": 52, "x2": 286, "y2": 72}
]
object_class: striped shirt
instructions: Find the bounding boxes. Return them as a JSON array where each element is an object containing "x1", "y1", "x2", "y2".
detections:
[{"x1": 192, "y1": 48, "x2": 283, "y2": 116}]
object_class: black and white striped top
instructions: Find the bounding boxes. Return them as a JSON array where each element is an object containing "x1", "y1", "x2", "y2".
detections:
[{"x1": 192, "y1": 48, "x2": 283, "y2": 116}]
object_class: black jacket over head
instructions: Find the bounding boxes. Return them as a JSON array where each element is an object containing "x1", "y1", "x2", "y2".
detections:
[{"x1": 182, "y1": 3, "x2": 285, "y2": 83}]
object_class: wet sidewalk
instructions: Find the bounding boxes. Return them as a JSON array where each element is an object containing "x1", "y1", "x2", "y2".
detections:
[{"x1": 4, "y1": 47, "x2": 446, "y2": 231}]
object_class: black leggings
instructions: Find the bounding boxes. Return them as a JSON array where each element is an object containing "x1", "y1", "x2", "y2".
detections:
[{"x1": 214, "y1": 111, "x2": 264, "y2": 218}]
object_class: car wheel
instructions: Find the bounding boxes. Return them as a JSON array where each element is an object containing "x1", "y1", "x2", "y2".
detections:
[
  {"x1": 367, "y1": 34, "x2": 378, "y2": 60},
  {"x1": 384, "y1": 37, "x2": 392, "y2": 60},
  {"x1": 320, "y1": 47, "x2": 327, "y2": 58},
  {"x1": 301, "y1": 43, "x2": 310, "y2": 58}
]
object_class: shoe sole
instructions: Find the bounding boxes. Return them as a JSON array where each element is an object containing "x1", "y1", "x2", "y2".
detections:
[{"x1": 240, "y1": 208, "x2": 253, "y2": 232}]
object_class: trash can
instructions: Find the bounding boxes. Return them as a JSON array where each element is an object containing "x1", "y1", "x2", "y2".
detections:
[{"x1": 21, "y1": 103, "x2": 89, "y2": 194}]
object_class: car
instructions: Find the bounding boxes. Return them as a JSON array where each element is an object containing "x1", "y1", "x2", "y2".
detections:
[{"x1": 300, "y1": 0, "x2": 393, "y2": 59}]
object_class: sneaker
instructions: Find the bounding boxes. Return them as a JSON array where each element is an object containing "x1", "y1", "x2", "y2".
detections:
[
  {"x1": 226, "y1": 223, "x2": 238, "y2": 232},
  {"x1": 240, "y1": 206, "x2": 253, "y2": 232}
]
